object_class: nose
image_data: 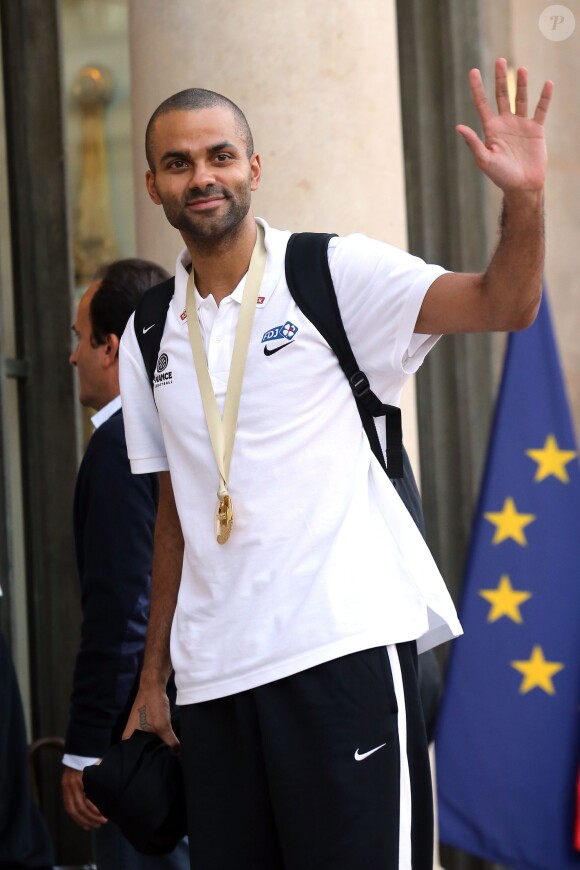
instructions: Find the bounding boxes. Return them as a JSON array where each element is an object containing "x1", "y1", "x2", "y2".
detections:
[
  {"x1": 189, "y1": 159, "x2": 216, "y2": 191},
  {"x1": 69, "y1": 347, "x2": 78, "y2": 366}
]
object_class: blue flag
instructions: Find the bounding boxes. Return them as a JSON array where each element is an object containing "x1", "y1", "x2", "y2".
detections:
[{"x1": 435, "y1": 289, "x2": 580, "y2": 870}]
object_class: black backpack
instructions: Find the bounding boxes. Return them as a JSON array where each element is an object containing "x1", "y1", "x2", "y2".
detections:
[{"x1": 133, "y1": 231, "x2": 440, "y2": 735}]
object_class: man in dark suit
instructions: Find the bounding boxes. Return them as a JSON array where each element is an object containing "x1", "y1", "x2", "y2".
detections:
[{"x1": 62, "y1": 259, "x2": 189, "y2": 869}]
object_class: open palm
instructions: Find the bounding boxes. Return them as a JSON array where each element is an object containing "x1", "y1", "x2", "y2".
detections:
[{"x1": 457, "y1": 58, "x2": 553, "y2": 193}]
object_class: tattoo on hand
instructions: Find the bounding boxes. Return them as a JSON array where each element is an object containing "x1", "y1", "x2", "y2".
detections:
[{"x1": 138, "y1": 704, "x2": 152, "y2": 731}]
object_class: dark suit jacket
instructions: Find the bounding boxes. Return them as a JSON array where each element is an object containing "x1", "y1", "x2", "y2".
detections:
[{"x1": 65, "y1": 407, "x2": 159, "y2": 758}]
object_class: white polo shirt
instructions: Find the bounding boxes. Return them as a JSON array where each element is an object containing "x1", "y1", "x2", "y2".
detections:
[{"x1": 119, "y1": 219, "x2": 462, "y2": 705}]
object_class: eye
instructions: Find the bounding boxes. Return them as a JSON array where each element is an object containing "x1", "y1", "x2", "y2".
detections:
[
  {"x1": 167, "y1": 159, "x2": 188, "y2": 170},
  {"x1": 214, "y1": 152, "x2": 233, "y2": 163}
]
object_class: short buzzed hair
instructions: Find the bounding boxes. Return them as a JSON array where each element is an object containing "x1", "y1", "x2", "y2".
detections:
[{"x1": 145, "y1": 88, "x2": 254, "y2": 171}]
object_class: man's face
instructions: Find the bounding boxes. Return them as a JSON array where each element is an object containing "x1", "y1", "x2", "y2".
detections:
[
  {"x1": 69, "y1": 282, "x2": 107, "y2": 409},
  {"x1": 145, "y1": 106, "x2": 261, "y2": 247}
]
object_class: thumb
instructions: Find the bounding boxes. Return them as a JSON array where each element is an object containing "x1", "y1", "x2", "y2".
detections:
[
  {"x1": 158, "y1": 722, "x2": 180, "y2": 751},
  {"x1": 456, "y1": 124, "x2": 489, "y2": 168}
]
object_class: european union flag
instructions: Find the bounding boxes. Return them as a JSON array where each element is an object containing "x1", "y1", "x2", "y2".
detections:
[{"x1": 435, "y1": 289, "x2": 580, "y2": 869}]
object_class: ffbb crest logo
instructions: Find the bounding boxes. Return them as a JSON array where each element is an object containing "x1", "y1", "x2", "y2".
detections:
[{"x1": 154, "y1": 353, "x2": 172, "y2": 386}]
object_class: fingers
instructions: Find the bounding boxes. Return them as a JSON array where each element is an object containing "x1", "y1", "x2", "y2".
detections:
[
  {"x1": 158, "y1": 721, "x2": 180, "y2": 751},
  {"x1": 494, "y1": 58, "x2": 511, "y2": 115},
  {"x1": 85, "y1": 795, "x2": 107, "y2": 821},
  {"x1": 122, "y1": 716, "x2": 136, "y2": 741},
  {"x1": 471, "y1": 58, "x2": 511, "y2": 120},
  {"x1": 468, "y1": 67, "x2": 494, "y2": 125},
  {"x1": 515, "y1": 66, "x2": 554, "y2": 124},
  {"x1": 62, "y1": 767, "x2": 108, "y2": 831},
  {"x1": 469, "y1": 59, "x2": 554, "y2": 126},
  {"x1": 514, "y1": 67, "x2": 528, "y2": 117},
  {"x1": 533, "y1": 79, "x2": 554, "y2": 125},
  {"x1": 65, "y1": 788, "x2": 106, "y2": 830}
]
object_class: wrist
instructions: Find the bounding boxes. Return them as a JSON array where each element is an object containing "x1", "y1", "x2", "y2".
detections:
[
  {"x1": 139, "y1": 664, "x2": 171, "y2": 690},
  {"x1": 502, "y1": 188, "x2": 544, "y2": 209}
]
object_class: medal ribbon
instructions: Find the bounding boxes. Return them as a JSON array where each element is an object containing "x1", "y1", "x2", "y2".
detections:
[{"x1": 185, "y1": 222, "x2": 266, "y2": 542}]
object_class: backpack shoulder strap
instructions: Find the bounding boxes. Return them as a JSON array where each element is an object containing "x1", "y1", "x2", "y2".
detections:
[
  {"x1": 285, "y1": 235, "x2": 435, "y2": 702},
  {"x1": 133, "y1": 277, "x2": 176, "y2": 386},
  {"x1": 284, "y1": 232, "x2": 403, "y2": 479}
]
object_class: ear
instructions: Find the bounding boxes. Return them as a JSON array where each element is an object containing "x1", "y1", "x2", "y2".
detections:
[
  {"x1": 146, "y1": 169, "x2": 162, "y2": 204},
  {"x1": 102, "y1": 333, "x2": 120, "y2": 367},
  {"x1": 250, "y1": 153, "x2": 261, "y2": 192}
]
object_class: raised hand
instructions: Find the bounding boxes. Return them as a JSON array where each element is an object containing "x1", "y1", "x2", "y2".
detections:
[{"x1": 457, "y1": 58, "x2": 553, "y2": 193}]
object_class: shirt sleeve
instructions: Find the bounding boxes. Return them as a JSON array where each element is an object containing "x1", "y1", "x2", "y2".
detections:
[
  {"x1": 327, "y1": 233, "x2": 447, "y2": 402},
  {"x1": 62, "y1": 753, "x2": 100, "y2": 770},
  {"x1": 119, "y1": 313, "x2": 169, "y2": 474}
]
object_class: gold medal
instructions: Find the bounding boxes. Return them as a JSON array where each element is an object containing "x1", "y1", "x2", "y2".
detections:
[{"x1": 215, "y1": 495, "x2": 233, "y2": 544}]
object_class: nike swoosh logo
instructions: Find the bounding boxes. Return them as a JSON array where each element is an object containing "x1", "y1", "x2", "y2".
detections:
[
  {"x1": 142, "y1": 324, "x2": 155, "y2": 334},
  {"x1": 354, "y1": 743, "x2": 387, "y2": 761},
  {"x1": 263, "y1": 341, "x2": 295, "y2": 356}
]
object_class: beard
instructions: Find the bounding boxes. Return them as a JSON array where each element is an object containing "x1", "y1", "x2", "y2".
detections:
[{"x1": 162, "y1": 182, "x2": 252, "y2": 248}]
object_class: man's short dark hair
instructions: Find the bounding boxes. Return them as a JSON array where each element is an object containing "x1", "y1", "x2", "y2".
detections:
[
  {"x1": 90, "y1": 258, "x2": 170, "y2": 347},
  {"x1": 145, "y1": 88, "x2": 254, "y2": 171}
]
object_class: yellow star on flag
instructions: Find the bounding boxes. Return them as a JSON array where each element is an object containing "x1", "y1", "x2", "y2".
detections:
[
  {"x1": 484, "y1": 497, "x2": 536, "y2": 546},
  {"x1": 511, "y1": 645, "x2": 564, "y2": 695},
  {"x1": 526, "y1": 434, "x2": 577, "y2": 483},
  {"x1": 479, "y1": 575, "x2": 532, "y2": 623}
]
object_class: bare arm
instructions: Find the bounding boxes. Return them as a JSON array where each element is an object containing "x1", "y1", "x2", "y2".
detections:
[
  {"x1": 416, "y1": 59, "x2": 553, "y2": 335},
  {"x1": 122, "y1": 471, "x2": 183, "y2": 748}
]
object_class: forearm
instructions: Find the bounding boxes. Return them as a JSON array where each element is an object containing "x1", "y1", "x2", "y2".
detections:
[
  {"x1": 482, "y1": 189, "x2": 544, "y2": 330},
  {"x1": 122, "y1": 473, "x2": 182, "y2": 746},
  {"x1": 417, "y1": 189, "x2": 545, "y2": 335}
]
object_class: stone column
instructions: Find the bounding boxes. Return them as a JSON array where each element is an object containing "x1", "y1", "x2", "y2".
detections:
[{"x1": 128, "y1": 0, "x2": 421, "y2": 464}]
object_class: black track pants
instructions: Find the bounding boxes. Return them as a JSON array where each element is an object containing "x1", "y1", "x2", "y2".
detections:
[{"x1": 179, "y1": 642, "x2": 433, "y2": 869}]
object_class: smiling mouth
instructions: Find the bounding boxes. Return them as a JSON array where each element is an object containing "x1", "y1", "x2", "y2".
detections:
[{"x1": 186, "y1": 197, "x2": 225, "y2": 211}]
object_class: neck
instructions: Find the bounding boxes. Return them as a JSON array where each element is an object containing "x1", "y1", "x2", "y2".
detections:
[
  {"x1": 185, "y1": 216, "x2": 258, "y2": 306},
  {"x1": 91, "y1": 375, "x2": 120, "y2": 412}
]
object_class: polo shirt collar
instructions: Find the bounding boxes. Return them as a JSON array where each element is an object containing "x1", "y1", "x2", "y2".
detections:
[{"x1": 173, "y1": 218, "x2": 283, "y2": 316}]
